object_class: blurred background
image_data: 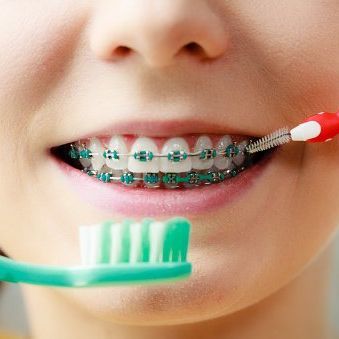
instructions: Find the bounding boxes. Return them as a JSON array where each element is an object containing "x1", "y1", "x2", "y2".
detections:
[{"x1": 0, "y1": 230, "x2": 338, "y2": 336}]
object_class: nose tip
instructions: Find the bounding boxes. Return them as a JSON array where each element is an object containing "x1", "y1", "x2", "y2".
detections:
[{"x1": 89, "y1": 0, "x2": 229, "y2": 68}]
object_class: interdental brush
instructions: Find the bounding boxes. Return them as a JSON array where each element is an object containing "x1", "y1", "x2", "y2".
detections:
[{"x1": 245, "y1": 111, "x2": 339, "y2": 154}]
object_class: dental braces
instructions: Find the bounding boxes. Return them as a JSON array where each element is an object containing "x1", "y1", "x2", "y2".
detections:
[
  {"x1": 69, "y1": 141, "x2": 246, "y2": 162},
  {"x1": 83, "y1": 167, "x2": 244, "y2": 186}
]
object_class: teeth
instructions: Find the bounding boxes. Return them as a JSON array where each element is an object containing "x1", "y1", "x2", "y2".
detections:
[
  {"x1": 88, "y1": 137, "x2": 105, "y2": 171},
  {"x1": 105, "y1": 135, "x2": 128, "y2": 170},
  {"x1": 74, "y1": 134, "x2": 251, "y2": 183},
  {"x1": 160, "y1": 137, "x2": 192, "y2": 173},
  {"x1": 78, "y1": 142, "x2": 92, "y2": 169},
  {"x1": 233, "y1": 139, "x2": 248, "y2": 167},
  {"x1": 191, "y1": 135, "x2": 214, "y2": 170},
  {"x1": 214, "y1": 135, "x2": 234, "y2": 170},
  {"x1": 128, "y1": 137, "x2": 160, "y2": 173},
  {"x1": 79, "y1": 158, "x2": 92, "y2": 169}
]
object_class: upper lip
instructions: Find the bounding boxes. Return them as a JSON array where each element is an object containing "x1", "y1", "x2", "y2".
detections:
[
  {"x1": 80, "y1": 118, "x2": 251, "y2": 139},
  {"x1": 50, "y1": 116, "x2": 260, "y2": 148}
]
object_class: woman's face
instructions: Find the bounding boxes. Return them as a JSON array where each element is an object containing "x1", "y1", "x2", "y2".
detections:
[{"x1": 0, "y1": 0, "x2": 338, "y2": 325}]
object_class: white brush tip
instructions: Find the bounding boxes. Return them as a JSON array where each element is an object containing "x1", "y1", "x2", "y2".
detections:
[{"x1": 290, "y1": 121, "x2": 321, "y2": 141}]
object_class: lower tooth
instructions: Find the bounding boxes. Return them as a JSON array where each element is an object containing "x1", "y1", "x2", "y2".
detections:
[
  {"x1": 162, "y1": 172, "x2": 181, "y2": 189},
  {"x1": 186, "y1": 171, "x2": 203, "y2": 187},
  {"x1": 201, "y1": 169, "x2": 214, "y2": 185},
  {"x1": 120, "y1": 171, "x2": 135, "y2": 186},
  {"x1": 208, "y1": 170, "x2": 226, "y2": 184},
  {"x1": 133, "y1": 173, "x2": 143, "y2": 187},
  {"x1": 143, "y1": 173, "x2": 161, "y2": 188},
  {"x1": 79, "y1": 158, "x2": 92, "y2": 169},
  {"x1": 90, "y1": 165, "x2": 245, "y2": 188}
]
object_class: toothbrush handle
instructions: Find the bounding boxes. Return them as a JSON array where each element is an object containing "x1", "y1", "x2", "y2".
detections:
[
  {"x1": 304, "y1": 111, "x2": 339, "y2": 142},
  {"x1": 290, "y1": 111, "x2": 339, "y2": 142}
]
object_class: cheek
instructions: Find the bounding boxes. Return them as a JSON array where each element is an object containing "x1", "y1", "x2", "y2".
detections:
[
  {"x1": 0, "y1": 2, "x2": 89, "y2": 251},
  {"x1": 232, "y1": 1, "x2": 339, "y2": 112},
  {"x1": 0, "y1": 2, "x2": 86, "y2": 115}
]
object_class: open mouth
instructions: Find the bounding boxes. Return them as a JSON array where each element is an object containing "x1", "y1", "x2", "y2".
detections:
[
  {"x1": 49, "y1": 129, "x2": 277, "y2": 217},
  {"x1": 51, "y1": 133, "x2": 273, "y2": 189}
]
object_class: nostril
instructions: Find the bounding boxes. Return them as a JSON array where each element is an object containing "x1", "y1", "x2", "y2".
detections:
[
  {"x1": 184, "y1": 42, "x2": 203, "y2": 55},
  {"x1": 113, "y1": 46, "x2": 132, "y2": 57}
]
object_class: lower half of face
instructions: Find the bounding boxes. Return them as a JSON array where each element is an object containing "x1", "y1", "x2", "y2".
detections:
[
  {"x1": 7, "y1": 139, "x2": 339, "y2": 325},
  {"x1": 0, "y1": 0, "x2": 338, "y2": 325}
]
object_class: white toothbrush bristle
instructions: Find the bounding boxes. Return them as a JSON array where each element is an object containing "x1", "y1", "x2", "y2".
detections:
[
  {"x1": 79, "y1": 226, "x2": 91, "y2": 266},
  {"x1": 89, "y1": 225, "x2": 101, "y2": 265},
  {"x1": 110, "y1": 223, "x2": 123, "y2": 264},
  {"x1": 149, "y1": 221, "x2": 166, "y2": 263},
  {"x1": 79, "y1": 218, "x2": 190, "y2": 266},
  {"x1": 129, "y1": 222, "x2": 143, "y2": 264},
  {"x1": 79, "y1": 224, "x2": 102, "y2": 266}
]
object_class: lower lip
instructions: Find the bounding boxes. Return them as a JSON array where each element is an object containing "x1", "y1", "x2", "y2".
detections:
[{"x1": 50, "y1": 151, "x2": 277, "y2": 218}]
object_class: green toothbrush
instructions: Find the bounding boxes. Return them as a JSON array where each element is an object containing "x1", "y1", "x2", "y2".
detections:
[{"x1": 0, "y1": 217, "x2": 191, "y2": 287}]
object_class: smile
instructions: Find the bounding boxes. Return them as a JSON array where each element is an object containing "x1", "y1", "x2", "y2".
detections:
[
  {"x1": 52, "y1": 133, "x2": 272, "y2": 189},
  {"x1": 49, "y1": 120, "x2": 277, "y2": 217}
]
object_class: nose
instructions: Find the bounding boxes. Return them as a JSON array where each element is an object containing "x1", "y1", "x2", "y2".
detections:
[{"x1": 89, "y1": 0, "x2": 229, "y2": 68}]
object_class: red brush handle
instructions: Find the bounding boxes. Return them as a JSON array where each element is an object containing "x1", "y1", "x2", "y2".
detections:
[{"x1": 304, "y1": 111, "x2": 339, "y2": 142}]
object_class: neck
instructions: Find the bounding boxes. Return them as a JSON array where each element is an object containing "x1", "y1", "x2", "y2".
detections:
[{"x1": 22, "y1": 239, "x2": 338, "y2": 339}]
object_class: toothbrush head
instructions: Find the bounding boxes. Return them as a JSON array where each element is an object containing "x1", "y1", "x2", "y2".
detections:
[
  {"x1": 245, "y1": 127, "x2": 291, "y2": 154},
  {"x1": 79, "y1": 217, "x2": 190, "y2": 266},
  {"x1": 0, "y1": 217, "x2": 192, "y2": 287}
]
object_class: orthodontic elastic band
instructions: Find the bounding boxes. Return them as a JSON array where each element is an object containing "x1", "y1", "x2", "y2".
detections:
[
  {"x1": 68, "y1": 139, "x2": 256, "y2": 188},
  {"x1": 69, "y1": 142, "x2": 241, "y2": 162},
  {"x1": 84, "y1": 167, "x2": 241, "y2": 186}
]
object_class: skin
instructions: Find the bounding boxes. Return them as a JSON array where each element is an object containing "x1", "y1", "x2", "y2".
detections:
[{"x1": 0, "y1": 0, "x2": 338, "y2": 338}]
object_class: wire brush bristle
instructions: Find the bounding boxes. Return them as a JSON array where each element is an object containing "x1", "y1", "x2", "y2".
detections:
[{"x1": 245, "y1": 127, "x2": 291, "y2": 154}]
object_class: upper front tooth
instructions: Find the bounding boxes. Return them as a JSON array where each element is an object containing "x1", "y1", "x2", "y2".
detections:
[
  {"x1": 128, "y1": 137, "x2": 160, "y2": 173},
  {"x1": 105, "y1": 135, "x2": 128, "y2": 170},
  {"x1": 214, "y1": 135, "x2": 233, "y2": 170},
  {"x1": 160, "y1": 137, "x2": 192, "y2": 173},
  {"x1": 88, "y1": 137, "x2": 105, "y2": 171},
  {"x1": 191, "y1": 135, "x2": 214, "y2": 170}
]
